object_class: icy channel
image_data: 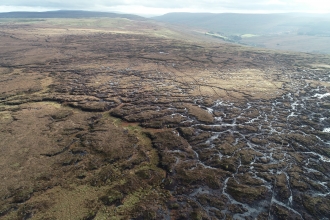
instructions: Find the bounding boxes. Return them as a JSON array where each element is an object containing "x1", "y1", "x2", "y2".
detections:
[
  {"x1": 323, "y1": 128, "x2": 330, "y2": 133},
  {"x1": 313, "y1": 93, "x2": 330, "y2": 99}
]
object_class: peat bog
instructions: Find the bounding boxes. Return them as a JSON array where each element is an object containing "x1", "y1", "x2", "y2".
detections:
[{"x1": 0, "y1": 18, "x2": 330, "y2": 219}]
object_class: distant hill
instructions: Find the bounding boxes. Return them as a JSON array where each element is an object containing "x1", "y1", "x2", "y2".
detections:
[
  {"x1": 153, "y1": 13, "x2": 330, "y2": 35},
  {"x1": 0, "y1": 10, "x2": 146, "y2": 21}
]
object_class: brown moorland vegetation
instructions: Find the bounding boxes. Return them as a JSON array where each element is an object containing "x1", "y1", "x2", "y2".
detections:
[{"x1": 0, "y1": 18, "x2": 330, "y2": 219}]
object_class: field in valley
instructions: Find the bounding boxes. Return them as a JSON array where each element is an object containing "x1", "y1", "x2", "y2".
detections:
[{"x1": 240, "y1": 34, "x2": 330, "y2": 54}]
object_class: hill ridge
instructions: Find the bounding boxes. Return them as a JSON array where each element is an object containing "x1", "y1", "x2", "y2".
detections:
[{"x1": 0, "y1": 10, "x2": 146, "y2": 20}]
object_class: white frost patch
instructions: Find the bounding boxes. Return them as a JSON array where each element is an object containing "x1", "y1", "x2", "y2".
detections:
[
  {"x1": 287, "y1": 112, "x2": 298, "y2": 118},
  {"x1": 304, "y1": 152, "x2": 330, "y2": 163},
  {"x1": 313, "y1": 93, "x2": 330, "y2": 99},
  {"x1": 214, "y1": 117, "x2": 222, "y2": 122},
  {"x1": 206, "y1": 107, "x2": 213, "y2": 114},
  {"x1": 291, "y1": 101, "x2": 299, "y2": 110},
  {"x1": 323, "y1": 128, "x2": 330, "y2": 133}
]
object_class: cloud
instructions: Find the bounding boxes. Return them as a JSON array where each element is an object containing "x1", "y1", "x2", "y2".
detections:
[
  {"x1": 0, "y1": 5, "x2": 58, "y2": 12},
  {"x1": 0, "y1": 0, "x2": 329, "y2": 15},
  {"x1": 265, "y1": 0, "x2": 288, "y2": 5}
]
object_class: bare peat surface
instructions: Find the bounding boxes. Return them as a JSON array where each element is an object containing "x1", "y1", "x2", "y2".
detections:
[{"x1": 0, "y1": 20, "x2": 330, "y2": 219}]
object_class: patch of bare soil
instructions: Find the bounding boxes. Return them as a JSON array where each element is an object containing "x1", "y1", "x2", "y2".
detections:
[{"x1": 0, "y1": 20, "x2": 330, "y2": 219}]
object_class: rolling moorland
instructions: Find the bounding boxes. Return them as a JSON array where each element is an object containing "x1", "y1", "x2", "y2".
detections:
[
  {"x1": 153, "y1": 13, "x2": 330, "y2": 54},
  {"x1": 0, "y1": 11, "x2": 330, "y2": 220}
]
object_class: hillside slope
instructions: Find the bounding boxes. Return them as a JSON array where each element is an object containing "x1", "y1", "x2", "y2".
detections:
[
  {"x1": 0, "y1": 10, "x2": 146, "y2": 20},
  {"x1": 153, "y1": 12, "x2": 330, "y2": 35},
  {"x1": 153, "y1": 12, "x2": 330, "y2": 54}
]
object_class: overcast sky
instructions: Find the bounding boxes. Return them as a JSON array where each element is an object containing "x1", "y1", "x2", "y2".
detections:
[{"x1": 0, "y1": 0, "x2": 329, "y2": 17}]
